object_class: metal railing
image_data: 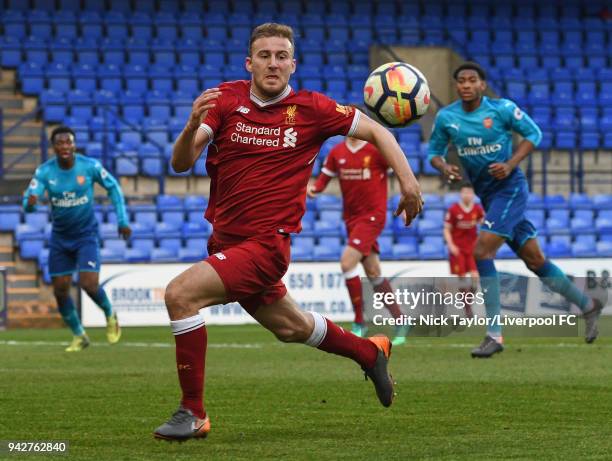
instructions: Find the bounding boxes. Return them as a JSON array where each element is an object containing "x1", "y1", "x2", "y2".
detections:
[{"x1": 0, "y1": 102, "x2": 169, "y2": 194}]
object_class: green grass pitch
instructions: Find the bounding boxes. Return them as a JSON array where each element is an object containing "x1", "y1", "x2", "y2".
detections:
[{"x1": 1, "y1": 322, "x2": 612, "y2": 460}]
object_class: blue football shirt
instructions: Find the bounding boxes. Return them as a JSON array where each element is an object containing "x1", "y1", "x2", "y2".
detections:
[
  {"x1": 23, "y1": 154, "x2": 128, "y2": 237},
  {"x1": 427, "y1": 96, "x2": 542, "y2": 200}
]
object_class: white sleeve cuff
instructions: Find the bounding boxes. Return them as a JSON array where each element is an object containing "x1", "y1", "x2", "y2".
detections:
[
  {"x1": 346, "y1": 109, "x2": 362, "y2": 137},
  {"x1": 199, "y1": 123, "x2": 214, "y2": 142},
  {"x1": 321, "y1": 167, "x2": 337, "y2": 177}
]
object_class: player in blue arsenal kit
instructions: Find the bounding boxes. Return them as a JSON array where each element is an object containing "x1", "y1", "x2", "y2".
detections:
[
  {"x1": 23, "y1": 126, "x2": 131, "y2": 352},
  {"x1": 428, "y1": 62, "x2": 603, "y2": 357}
]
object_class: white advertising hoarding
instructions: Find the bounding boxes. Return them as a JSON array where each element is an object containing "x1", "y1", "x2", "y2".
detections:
[{"x1": 82, "y1": 258, "x2": 611, "y2": 327}]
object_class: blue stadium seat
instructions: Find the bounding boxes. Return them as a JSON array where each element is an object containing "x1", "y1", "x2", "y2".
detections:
[
  {"x1": 155, "y1": 222, "x2": 181, "y2": 239},
  {"x1": 125, "y1": 248, "x2": 150, "y2": 263},
  {"x1": 313, "y1": 245, "x2": 341, "y2": 261},
  {"x1": 314, "y1": 220, "x2": 341, "y2": 237},
  {"x1": 571, "y1": 240, "x2": 597, "y2": 257},
  {"x1": 177, "y1": 247, "x2": 206, "y2": 262},
  {"x1": 149, "y1": 248, "x2": 177, "y2": 262},
  {"x1": 418, "y1": 241, "x2": 446, "y2": 260},
  {"x1": 593, "y1": 195, "x2": 612, "y2": 210},
  {"x1": 184, "y1": 195, "x2": 207, "y2": 211},
  {"x1": 316, "y1": 194, "x2": 342, "y2": 211},
  {"x1": 417, "y1": 218, "x2": 443, "y2": 236},
  {"x1": 0, "y1": 205, "x2": 22, "y2": 231},
  {"x1": 544, "y1": 195, "x2": 567, "y2": 210},
  {"x1": 129, "y1": 222, "x2": 155, "y2": 239},
  {"x1": 24, "y1": 211, "x2": 49, "y2": 229},
  {"x1": 131, "y1": 237, "x2": 155, "y2": 253}
]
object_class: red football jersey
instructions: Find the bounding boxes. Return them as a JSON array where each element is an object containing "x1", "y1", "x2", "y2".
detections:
[
  {"x1": 320, "y1": 140, "x2": 388, "y2": 222},
  {"x1": 444, "y1": 202, "x2": 485, "y2": 251},
  {"x1": 199, "y1": 80, "x2": 361, "y2": 237}
]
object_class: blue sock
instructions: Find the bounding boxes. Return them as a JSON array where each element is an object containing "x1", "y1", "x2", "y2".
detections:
[
  {"x1": 89, "y1": 287, "x2": 113, "y2": 317},
  {"x1": 58, "y1": 297, "x2": 84, "y2": 336},
  {"x1": 476, "y1": 259, "x2": 502, "y2": 337},
  {"x1": 533, "y1": 260, "x2": 590, "y2": 311}
]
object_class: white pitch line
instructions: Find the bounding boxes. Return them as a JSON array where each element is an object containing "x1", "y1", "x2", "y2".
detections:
[
  {"x1": 405, "y1": 342, "x2": 612, "y2": 349},
  {"x1": 1, "y1": 340, "x2": 610, "y2": 350},
  {"x1": 0, "y1": 340, "x2": 262, "y2": 349}
]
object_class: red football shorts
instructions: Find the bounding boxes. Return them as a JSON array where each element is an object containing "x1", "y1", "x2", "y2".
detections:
[
  {"x1": 449, "y1": 250, "x2": 477, "y2": 276},
  {"x1": 205, "y1": 231, "x2": 291, "y2": 315},
  {"x1": 345, "y1": 216, "x2": 385, "y2": 257}
]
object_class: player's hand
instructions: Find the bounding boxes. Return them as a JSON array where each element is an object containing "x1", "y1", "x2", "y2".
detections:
[
  {"x1": 27, "y1": 195, "x2": 37, "y2": 207},
  {"x1": 442, "y1": 164, "x2": 462, "y2": 183},
  {"x1": 449, "y1": 243, "x2": 460, "y2": 256},
  {"x1": 488, "y1": 162, "x2": 512, "y2": 180},
  {"x1": 306, "y1": 185, "x2": 319, "y2": 199},
  {"x1": 186, "y1": 88, "x2": 222, "y2": 131},
  {"x1": 395, "y1": 184, "x2": 424, "y2": 226},
  {"x1": 118, "y1": 226, "x2": 132, "y2": 241}
]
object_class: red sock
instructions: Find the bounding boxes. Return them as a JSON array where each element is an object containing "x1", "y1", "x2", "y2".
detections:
[
  {"x1": 374, "y1": 278, "x2": 402, "y2": 319},
  {"x1": 174, "y1": 325, "x2": 207, "y2": 419},
  {"x1": 345, "y1": 275, "x2": 364, "y2": 323},
  {"x1": 317, "y1": 318, "x2": 378, "y2": 368}
]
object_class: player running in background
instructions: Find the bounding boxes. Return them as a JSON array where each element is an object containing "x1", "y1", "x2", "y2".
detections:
[
  {"x1": 428, "y1": 62, "x2": 603, "y2": 358},
  {"x1": 23, "y1": 126, "x2": 131, "y2": 352},
  {"x1": 443, "y1": 184, "x2": 484, "y2": 318},
  {"x1": 153, "y1": 23, "x2": 423, "y2": 441},
  {"x1": 308, "y1": 136, "x2": 409, "y2": 345}
]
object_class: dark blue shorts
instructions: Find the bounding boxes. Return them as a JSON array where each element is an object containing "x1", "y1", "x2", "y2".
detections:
[
  {"x1": 49, "y1": 233, "x2": 101, "y2": 277},
  {"x1": 480, "y1": 183, "x2": 538, "y2": 253}
]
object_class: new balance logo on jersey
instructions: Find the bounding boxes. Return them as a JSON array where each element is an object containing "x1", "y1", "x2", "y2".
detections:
[
  {"x1": 236, "y1": 105, "x2": 250, "y2": 114},
  {"x1": 283, "y1": 128, "x2": 297, "y2": 148},
  {"x1": 484, "y1": 220, "x2": 495, "y2": 229},
  {"x1": 214, "y1": 252, "x2": 226, "y2": 260}
]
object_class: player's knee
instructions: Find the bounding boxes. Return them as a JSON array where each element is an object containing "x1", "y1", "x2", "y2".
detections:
[
  {"x1": 473, "y1": 245, "x2": 491, "y2": 261},
  {"x1": 340, "y1": 258, "x2": 356, "y2": 274},
  {"x1": 164, "y1": 280, "x2": 184, "y2": 312},
  {"x1": 53, "y1": 286, "x2": 70, "y2": 303},
  {"x1": 524, "y1": 253, "x2": 546, "y2": 272},
  {"x1": 80, "y1": 281, "x2": 98, "y2": 297},
  {"x1": 364, "y1": 265, "x2": 380, "y2": 280}
]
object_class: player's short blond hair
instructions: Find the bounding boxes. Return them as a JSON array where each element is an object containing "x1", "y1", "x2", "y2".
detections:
[{"x1": 248, "y1": 23, "x2": 295, "y2": 57}]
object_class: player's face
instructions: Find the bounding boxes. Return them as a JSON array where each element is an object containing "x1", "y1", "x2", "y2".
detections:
[
  {"x1": 52, "y1": 133, "x2": 76, "y2": 162},
  {"x1": 460, "y1": 187, "x2": 475, "y2": 205},
  {"x1": 246, "y1": 36, "x2": 296, "y2": 99},
  {"x1": 455, "y1": 70, "x2": 486, "y2": 103}
]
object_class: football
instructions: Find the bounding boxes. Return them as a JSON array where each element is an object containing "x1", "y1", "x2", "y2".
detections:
[{"x1": 363, "y1": 61, "x2": 431, "y2": 128}]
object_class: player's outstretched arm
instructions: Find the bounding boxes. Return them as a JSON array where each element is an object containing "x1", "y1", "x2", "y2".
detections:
[
  {"x1": 307, "y1": 158, "x2": 336, "y2": 198},
  {"x1": 22, "y1": 168, "x2": 46, "y2": 213},
  {"x1": 93, "y1": 163, "x2": 131, "y2": 239},
  {"x1": 352, "y1": 113, "x2": 423, "y2": 225},
  {"x1": 172, "y1": 88, "x2": 221, "y2": 173}
]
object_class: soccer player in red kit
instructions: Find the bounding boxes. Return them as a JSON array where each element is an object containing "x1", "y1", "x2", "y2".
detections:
[
  {"x1": 308, "y1": 136, "x2": 409, "y2": 345},
  {"x1": 443, "y1": 185, "x2": 484, "y2": 317},
  {"x1": 153, "y1": 23, "x2": 423, "y2": 441}
]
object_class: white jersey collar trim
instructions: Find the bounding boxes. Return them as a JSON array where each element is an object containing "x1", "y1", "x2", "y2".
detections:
[
  {"x1": 458, "y1": 202, "x2": 474, "y2": 213},
  {"x1": 345, "y1": 139, "x2": 368, "y2": 154},
  {"x1": 249, "y1": 84, "x2": 292, "y2": 107}
]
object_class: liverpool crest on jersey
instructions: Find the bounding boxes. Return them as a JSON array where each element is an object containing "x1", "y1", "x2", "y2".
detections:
[{"x1": 285, "y1": 105, "x2": 297, "y2": 125}]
